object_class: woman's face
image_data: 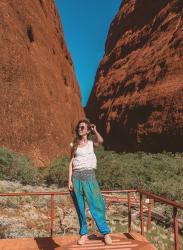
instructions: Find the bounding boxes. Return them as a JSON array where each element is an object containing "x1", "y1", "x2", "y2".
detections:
[{"x1": 77, "y1": 122, "x2": 89, "y2": 136}]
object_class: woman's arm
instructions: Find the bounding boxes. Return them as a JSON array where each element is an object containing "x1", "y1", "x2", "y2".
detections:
[
  {"x1": 68, "y1": 157, "x2": 74, "y2": 191},
  {"x1": 68, "y1": 141, "x2": 74, "y2": 191},
  {"x1": 68, "y1": 157, "x2": 74, "y2": 182},
  {"x1": 91, "y1": 124, "x2": 104, "y2": 147}
]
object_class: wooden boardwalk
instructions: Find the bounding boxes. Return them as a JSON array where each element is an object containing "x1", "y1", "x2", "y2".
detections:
[{"x1": 0, "y1": 232, "x2": 156, "y2": 250}]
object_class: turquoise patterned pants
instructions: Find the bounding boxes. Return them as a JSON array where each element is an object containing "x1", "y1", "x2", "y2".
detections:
[{"x1": 70, "y1": 173, "x2": 111, "y2": 236}]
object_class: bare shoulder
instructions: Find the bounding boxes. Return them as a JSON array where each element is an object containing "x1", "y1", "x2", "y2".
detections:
[
  {"x1": 93, "y1": 142, "x2": 100, "y2": 147},
  {"x1": 91, "y1": 139, "x2": 100, "y2": 147}
]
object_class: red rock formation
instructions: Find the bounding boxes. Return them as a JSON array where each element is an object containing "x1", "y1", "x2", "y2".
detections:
[
  {"x1": 0, "y1": 0, "x2": 85, "y2": 166},
  {"x1": 85, "y1": 0, "x2": 183, "y2": 152}
]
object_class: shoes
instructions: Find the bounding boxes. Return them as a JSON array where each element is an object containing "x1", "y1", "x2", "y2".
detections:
[
  {"x1": 77, "y1": 234, "x2": 88, "y2": 245},
  {"x1": 104, "y1": 233, "x2": 112, "y2": 245},
  {"x1": 77, "y1": 233, "x2": 112, "y2": 245}
]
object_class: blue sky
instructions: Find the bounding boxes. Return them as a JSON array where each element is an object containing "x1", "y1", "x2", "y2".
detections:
[{"x1": 55, "y1": 0, "x2": 122, "y2": 107}]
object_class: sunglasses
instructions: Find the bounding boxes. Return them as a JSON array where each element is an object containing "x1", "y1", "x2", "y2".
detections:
[{"x1": 78, "y1": 125, "x2": 86, "y2": 130}]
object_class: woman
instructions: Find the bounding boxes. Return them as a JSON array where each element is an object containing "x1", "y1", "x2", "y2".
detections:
[{"x1": 68, "y1": 119, "x2": 112, "y2": 245}]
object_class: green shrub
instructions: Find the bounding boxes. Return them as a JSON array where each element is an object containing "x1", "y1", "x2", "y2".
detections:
[
  {"x1": 0, "y1": 145, "x2": 182, "y2": 203},
  {"x1": 44, "y1": 155, "x2": 69, "y2": 187},
  {"x1": 95, "y1": 146, "x2": 183, "y2": 202},
  {"x1": 0, "y1": 147, "x2": 42, "y2": 185}
]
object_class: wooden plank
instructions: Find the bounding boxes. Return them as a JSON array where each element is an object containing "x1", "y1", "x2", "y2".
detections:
[
  {"x1": 0, "y1": 232, "x2": 156, "y2": 250},
  {"x1": 129, "y1": 232, "x2": 156, "y2": 249}
]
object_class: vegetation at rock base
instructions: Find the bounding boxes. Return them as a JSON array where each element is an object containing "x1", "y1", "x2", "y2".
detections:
[
  {"x1": 0, "y1": 146, "x2": 182, "y2": 202},
  {"x1": 0, "y1": 145, "x2": 182, "y2": 249},
  {"x1": 0, "y1": 147, "x2": 42, "y2": 185}
]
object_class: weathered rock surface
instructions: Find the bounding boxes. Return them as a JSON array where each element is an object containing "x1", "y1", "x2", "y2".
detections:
[
  {"x1": 0, "y1": 0, "x2": 85, "y2": 166},
  {"x1": 85, "y1": 0, "x2": 183, "y2": 152}
]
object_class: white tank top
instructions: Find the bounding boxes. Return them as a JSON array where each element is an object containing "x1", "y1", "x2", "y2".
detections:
[{"x1": 72, "y1": 140, "x2": 97, "y2": 170}]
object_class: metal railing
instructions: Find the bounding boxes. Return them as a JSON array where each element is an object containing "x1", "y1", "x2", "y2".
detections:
[
  {"x1": 102, "y1": 189, "x2": 183, "y2": 250},
  {"x1": 0, "y1": 189, "x2": 182, "y2": 250}
]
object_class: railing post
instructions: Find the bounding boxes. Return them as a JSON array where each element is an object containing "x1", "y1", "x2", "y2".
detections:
[
  {"x1": 50, "y1": 194, "x2": 55, "y2": 237},
  {"x1": 173, "y1": 207, "x2": 179, "y2": 250},
  {"x1": 128, "y1": 192, "x2": 131, "y2": 232},
  {"x1": 147, "y1": 199, "x2": 152, "y2": 231},
  {"x1": 140, "y1": 193, "x2": 144, "y2": 236}
]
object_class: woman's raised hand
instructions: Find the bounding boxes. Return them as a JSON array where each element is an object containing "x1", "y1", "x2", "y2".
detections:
[{"x1": 90, "y1": 123, "x2": 97, "y2": 133}]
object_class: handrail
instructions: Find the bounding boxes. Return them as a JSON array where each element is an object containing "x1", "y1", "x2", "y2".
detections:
[
  {"x1": 0, "y1": 189, "x2": 182, "y2": 250},
  {"x1": 103, "y1": 189, "x2": 183, "y2": 250},
  {"x1": 136, "y1": 189, "x2": 182, "y2": 250},
  {"x1": 137, "y1": 189, "x2": 183, "y2": 209},
  {"x1": 0, "y1": 191, "x2": 70, "y2": 196},
  {"x1": 102, "y1": 189, "x2": 137, "y2": 193},
  {"x1": 1, "y1": 190, "x2": 183, "y2": 209}
]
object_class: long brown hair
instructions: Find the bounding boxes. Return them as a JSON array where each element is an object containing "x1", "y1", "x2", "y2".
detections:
[{"x1": 70, "y1": 118, "x2": 92, "y2": 159}]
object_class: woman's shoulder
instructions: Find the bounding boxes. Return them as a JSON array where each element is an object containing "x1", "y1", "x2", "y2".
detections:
[
  {"x1": 70, "y1": 140, "x2": 93, "y2": 148},
  {"x1": 88, "y1": 140, "x2": 96, "y2": 149}
]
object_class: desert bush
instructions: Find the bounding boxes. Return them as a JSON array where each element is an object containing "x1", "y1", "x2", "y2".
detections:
[
  {"x1": 95, "y1": 146, "x2": 183, "y2": 202},
  {"x1": 44, "y1": 155, "x2": 69, "y2": 187},
  {"x1": 0, "y1": 147, "x2": 42, "y2": 185},
  {"x1": 1, "y1": 145, "x2": 182, "y2": 202}
]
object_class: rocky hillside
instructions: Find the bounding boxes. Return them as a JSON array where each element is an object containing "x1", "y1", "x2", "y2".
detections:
[
  {"x1": 0, "y1": 0, "x2": 85, "y2": 166},
  {"x1": 85, "y1": 0, "x2": 183, "y2": 152}
]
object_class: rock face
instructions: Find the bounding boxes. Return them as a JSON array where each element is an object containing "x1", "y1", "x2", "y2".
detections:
[
  {"x1": 85, "y1": 0, "x2": 183, "y2": 152},
  {"x1": 0, "y1": 0, "x2": 85, "y2": 166}
]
